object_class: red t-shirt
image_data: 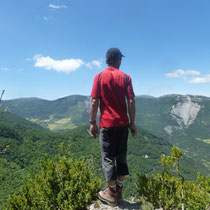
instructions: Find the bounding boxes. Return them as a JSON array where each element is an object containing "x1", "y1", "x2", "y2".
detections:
[{"x1": 90, "y1": 67, "x2": 135, "y2": 127}]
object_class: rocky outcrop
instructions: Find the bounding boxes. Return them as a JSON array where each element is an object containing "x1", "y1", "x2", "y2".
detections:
[
  {"x1": 170, "y1": 95, "x2": 201, "y2": 128},
  {"x1": 84, "y1": 96, "x2": 91, "y2": 112},
  {"x1": 164, "y1": 95, "x2": 202, "y2": 135},
  {"x1": 164, "y1": 125, "x2": 173, "y2": 135},
  {"x1": 88, "y1": 200, "x2": 165, "y2": 210},
  {"x1": 88, "y1": 200, "x2": 142, "y2": 210}
]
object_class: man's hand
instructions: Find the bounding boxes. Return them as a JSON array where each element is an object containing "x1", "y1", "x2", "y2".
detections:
[
  {"x1": 89, "y1": 123, "x2": 99, "y2": 139},
  {"x1": 89, "y1": 98, "x2": 99, "y2": 138},
  {"x1": 129, "y1": 123, "x2": 137, "y2": 136},
  {"x1": 127, "y1": 98, "x2": 136, "y2": 136}
]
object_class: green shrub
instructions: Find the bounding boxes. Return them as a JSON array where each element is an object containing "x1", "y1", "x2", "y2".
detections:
[
  {"x1": 8, "y1": 154, "x2": 101, "y2": 210},
  {"x1": 137, "y1": 146, "x2": 210, "y2": 210}
]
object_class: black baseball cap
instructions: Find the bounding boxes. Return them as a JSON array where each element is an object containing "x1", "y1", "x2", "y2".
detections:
[{"x1": 106, "y1": 48, "x2": 125, "y2": 64}]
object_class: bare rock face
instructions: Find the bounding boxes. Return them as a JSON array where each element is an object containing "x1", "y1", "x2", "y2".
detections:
[
  {"x1": 164, "y1": 95, "x2": 202, "y2": 135},
  {"x1": 164, "y1": 125, "x2": 173, "y2": 135},
  {"x1": 84, "y1": 96, "x2": 91, "y2": 113},
  {"x1": 170, "y1": 96, "x2": 201, "y2": 128},
  {"x1": 88, "y1": 200, "x2": 163, "y2": 210}
]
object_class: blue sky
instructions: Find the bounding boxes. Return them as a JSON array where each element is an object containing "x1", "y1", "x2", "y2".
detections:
[{"x1": 1, "y1": 0, "x2": 210, "y2": 100}]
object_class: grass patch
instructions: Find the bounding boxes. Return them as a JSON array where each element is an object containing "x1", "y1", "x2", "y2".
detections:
[{"x1": 195, "y1": 138, "x2": 210, "y2": 144}]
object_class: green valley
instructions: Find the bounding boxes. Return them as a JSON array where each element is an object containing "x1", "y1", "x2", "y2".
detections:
[
  {"x1": 0, "y1": 111, "x2": 207, "y2": 208},
  {"x1": 4, "y1": 94, "x2": 210, "y2": 175}
]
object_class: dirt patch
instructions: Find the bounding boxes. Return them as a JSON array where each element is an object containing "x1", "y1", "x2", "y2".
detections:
[{"x1": 55, "y1": 118, "x2": 71, "y2": 124}]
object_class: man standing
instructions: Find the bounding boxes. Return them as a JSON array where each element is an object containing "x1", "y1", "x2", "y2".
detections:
[{"x1": 89, "y1": 48, "x2": 137, "y2": 207}]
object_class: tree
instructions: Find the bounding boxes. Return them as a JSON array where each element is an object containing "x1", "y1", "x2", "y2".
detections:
[
  {"x1": 8, "y1": 154, "x2": 101, "y2": 209},
  {"x1": 137, "y1": 146, "x2": 210, "y2": 210},
  {"x1": 0, "y1": 90, "x2": 10, "y2": 114},
  {"x1": 0, "y1": 90, "x2": 11, "y2": 154}
]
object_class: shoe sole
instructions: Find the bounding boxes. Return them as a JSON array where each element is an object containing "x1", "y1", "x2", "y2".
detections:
[{"x1": 98, "y1": 192, "x2": 117, "y2": 207}]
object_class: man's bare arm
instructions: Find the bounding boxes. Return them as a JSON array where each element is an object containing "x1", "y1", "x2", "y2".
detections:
[
  {"x1": 90, "y1": 98, "x2": 99, "y2": 122},
  {"x1": 89, "y1": 98, "x2": 99, "y2": 138},
  {"x1": 127, "y1": 98, "x2": 137, "y2": 136}
]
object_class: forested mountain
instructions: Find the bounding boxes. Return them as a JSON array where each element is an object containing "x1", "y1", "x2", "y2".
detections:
[
  {"x1": 4, "y1": 95, "x2": 90, "y2": 130},
  {"x1": 4, "y1": 94, "x2": 210, "y2": 175},
  {"x1": 0, "y1": 111, "x2": 44, "y2": 130},
  {"x1": 135, "y1": 94, "x2": 210, "y2": 174},
  {"x1": 135, "y1": 94, "x2": 210, "y2": 141},
  {"x1": 5, "y1": 94, "x2": 210, "y2": 139},
  {"x1": 0, "y1": 112, "x2": 207, "y2": 208}
]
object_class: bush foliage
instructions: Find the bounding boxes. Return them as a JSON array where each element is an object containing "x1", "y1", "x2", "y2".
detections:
[
  {"x1": 8, "y1": 154, "x2": 101, "y2": 210},
  {"x1": 137, "y1": 145, "x2": 210, "y2": 210}
]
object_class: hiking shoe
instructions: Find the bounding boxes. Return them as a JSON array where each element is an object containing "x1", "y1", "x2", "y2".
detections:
[
  {"x1": 117, "y1": 185, "x2": 123, "y2": 204},
  {"x1": 98, "y1": 187, "x2": 118, "y2": 207}
]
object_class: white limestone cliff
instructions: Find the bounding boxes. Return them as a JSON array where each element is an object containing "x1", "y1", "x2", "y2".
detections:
[
  {"x1": 164, "y1": 95, "x2": 202, "y2": 135},
  {"x1": 170, "y1": 95, "x2": 201, "y2": 128}
]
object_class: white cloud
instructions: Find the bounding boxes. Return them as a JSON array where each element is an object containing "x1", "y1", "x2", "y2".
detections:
[
  {"x1": 33, "y1": 55, "x2": 84, "y2": 73},
  {"x1": 42, "y1": 16, "x2": 55, "y2": 23},
  {"x1": 86, "y1": 60, "x2": 102, "y2": 69},
  {"x1": 43, "y1": 16, "x2": 49, "y2": 21},
  {"x1": 0, "y1": 67, "x2": 9, "y2": 71},
  {"x1": 25, "y1": 58, "x2": 32, "y2": 61},
  {"x1": 49, "y1": 4, "x2": 67, "y2": 9},
  {"x1": 188, "y1": 74, "x2": 210, "y2": 84},
  {"x1": 165, "y1": 69, "x2": 210, "y2": 84},
  {"x1": 165, "y1": 69, "x2": 200, "y2": 78}
]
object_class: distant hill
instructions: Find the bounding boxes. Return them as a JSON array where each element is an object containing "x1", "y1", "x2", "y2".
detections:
[
  {"x1": 4, "y1": 95, "x2": 90, "y2": 130},
  {"x1": 0, "y1": 111, "x2": 44, "y2": 130},
  {"x1": 135, "y1": 94, "x2": 210, "y2": 141},
  {"x1": 3, "y1": 94, "x2": 210, "y2": 175},
  {"x1": 134, "y1": 94, "x2": 210, "y2": 175}
]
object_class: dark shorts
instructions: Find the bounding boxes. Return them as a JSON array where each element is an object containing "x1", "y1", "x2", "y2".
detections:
[{"x1": 99, "y1": 126, "x2": 129, "y2": 182}]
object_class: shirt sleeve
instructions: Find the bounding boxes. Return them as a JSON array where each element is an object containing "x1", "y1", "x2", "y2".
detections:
[
  {"x1": 126, "y1": 75, "x2": 135, "y2": 99},
  {"x1": 90, "y1": 74, "x2": 101, "y2": 99}
]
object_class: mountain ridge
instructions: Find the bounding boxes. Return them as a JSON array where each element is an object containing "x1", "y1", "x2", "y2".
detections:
[
  {"x1": 5, "y1": 93, "x2": 210, "y2": 101},
  {"x1": 2, "y1": 93, "x2": 210, "y2": 175},
  {"x1": 1, "y1": 98, "x2": 210, "y2": 207}
]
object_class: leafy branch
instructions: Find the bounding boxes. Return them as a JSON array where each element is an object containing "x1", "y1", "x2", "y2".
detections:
[
  {"x1": 0, "y1": 90, "x2": 11, "y2": 155},
  {"x1": 0, "y1": 145, "x2": 10, "y2": 155},
  {"x1": 0, "y1": 90, "x2": 11, "y2": 114},
  {"x1": 137, "y1": 145, "x2": 210, "y2": 209}
]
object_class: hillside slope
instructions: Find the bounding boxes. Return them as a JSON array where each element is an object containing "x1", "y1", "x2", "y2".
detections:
[
  {"x1": 5, "y1": 94, "x2": 210, "y2": 138},
  {"x1": 4, "y1": 94, "x2": 210, "y2": 175},
  {"x1": 0, "y1": 114, "x2": 206, "y2": 208},
  {"x1": 4, "y1": 95, "x2": 90, "y2": 130},
  {"x1": 0, "y1": 111, "x2": 44, "y2": 130},
  {"x1": 135, "y1": 94, "x2": 210, "y2": 174}
]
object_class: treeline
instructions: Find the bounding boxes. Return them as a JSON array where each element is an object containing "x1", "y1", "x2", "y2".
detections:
[
  {"x1": 4, "y1": 141, "x2": 210, "y2": 209},
  {"x1": 0, "y1": 119, "x2": 209, "y2": 208}
]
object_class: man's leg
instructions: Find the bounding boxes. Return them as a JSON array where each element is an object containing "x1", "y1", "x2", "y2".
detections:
[
  {"x1": 108, "y1": 180, "x2": 116, "y2": 186},
  {"x1": 116, "y1": 175, "x2": 125, "y2": 189},
  {"x1": 98, "y1": 127, "x2": 118, "y2": 207},
  {"x1": 116, "y1": 175, "x2": 125, "y2": 204},
  {"x1": 117, "y1": 175, "x2": 125, "y2": 183},
  {"x1": 116, "y1": 126, "x2": 129, "y2": 204}
]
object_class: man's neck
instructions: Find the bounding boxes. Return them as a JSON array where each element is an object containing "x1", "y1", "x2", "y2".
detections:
[{"x1": 108, "y1": 65, "x2": 120, "y2": 69}]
